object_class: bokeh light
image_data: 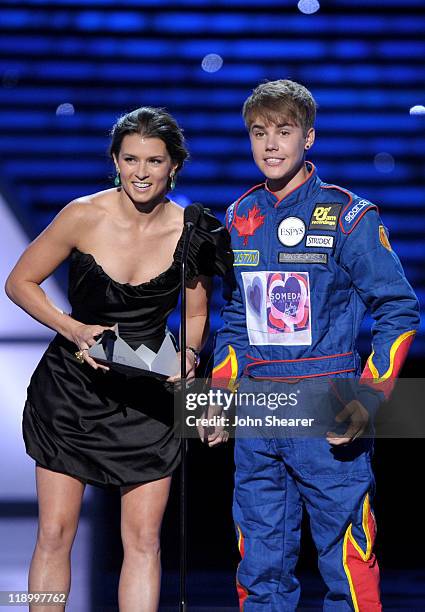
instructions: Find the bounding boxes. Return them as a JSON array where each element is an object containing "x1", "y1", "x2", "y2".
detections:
[
  {"x1": 409, "y1": 105, "x2": 425, "y2": 116},
  {"x1": 201, "y1": 53, "x2": 224, "y2": 73},
  {"x1": 55, "y1": 103, "x2": 75, "y2": 116},
  {"x1": 374, "y1": 152, "x2": 395, "y2": 174},
  {"x1": 297, "y1": 0, "x2": 320, "y2": 15}
]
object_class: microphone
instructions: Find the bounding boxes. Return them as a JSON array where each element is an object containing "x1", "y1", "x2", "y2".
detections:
[
  {"x1": 181, "y1": 203, "x2": 202, "y2": 271},
  {"x1": 184, "y1": 203, "x2": 202, "y2": 229},
  {"x1": 179, "y1": 201, "x2": 204, "y2": 612}
]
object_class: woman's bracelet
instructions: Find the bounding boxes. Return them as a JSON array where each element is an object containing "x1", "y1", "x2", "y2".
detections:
[{"x1": 186, "y1": 346, "x2": 200, "y2": 367}]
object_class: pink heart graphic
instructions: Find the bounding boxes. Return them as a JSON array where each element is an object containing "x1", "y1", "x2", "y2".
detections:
[{"x1": 270, "y1": 276, "x2": 301, "y2": 318}]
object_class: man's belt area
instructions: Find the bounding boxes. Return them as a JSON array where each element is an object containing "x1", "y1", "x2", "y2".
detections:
[{"x1": 244, "y1": 351, "x2": 357, "y2": 381}]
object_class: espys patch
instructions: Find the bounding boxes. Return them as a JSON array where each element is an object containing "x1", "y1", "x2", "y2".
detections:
[
  {"x1": 305, "y1": 235, "x2": 334, "y2": 248},
  {"x1": 277, "y1": 216, "x2": 306, "y2": 247},
  {"x1": 234, "y1": 250, "x2": 260, "y2": 266},
  {"x1": 278, "y1": 252, "x2": 328, "y2": 264},
  {"x1": 309, "y1": 204, "x2": 341, "y2": 230}
]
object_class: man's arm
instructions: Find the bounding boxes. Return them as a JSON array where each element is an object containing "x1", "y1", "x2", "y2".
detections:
[
  {"x1": 340, "y1": 208, "x2": 420, "y2": 410},
  {"x1": 210, "y1": 202, "x2": 250, "y2": 391},
  {"x1": 211, "y1": 266, "x2": 249, "y2": 391}
]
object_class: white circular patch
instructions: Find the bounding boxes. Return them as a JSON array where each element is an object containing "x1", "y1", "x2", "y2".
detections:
[{"x1": 277, "y1": 217, "x2": 306, "y2": 247}]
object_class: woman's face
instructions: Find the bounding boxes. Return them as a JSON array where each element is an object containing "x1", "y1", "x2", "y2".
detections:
[{"x1": 113, "y1": 133, "x2": 177, "y2": 205}]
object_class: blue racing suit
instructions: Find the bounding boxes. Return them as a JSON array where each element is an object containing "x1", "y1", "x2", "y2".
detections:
[{"x1": 211, "y1": 162, "x2": 420, "y2": 611}]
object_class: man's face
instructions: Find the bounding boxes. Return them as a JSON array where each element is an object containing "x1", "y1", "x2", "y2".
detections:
[{"x1": 249, "y1": 116, "x2": 314, "y2": 183}]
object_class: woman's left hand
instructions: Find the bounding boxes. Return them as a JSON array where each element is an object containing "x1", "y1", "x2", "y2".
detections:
[{"x1": 166, "y1": 350, "x2": 197, "y2": 383}]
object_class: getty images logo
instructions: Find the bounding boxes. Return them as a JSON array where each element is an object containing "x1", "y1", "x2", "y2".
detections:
[{"x1": 344, "y1": 200, "x2": 369, "y2": 224}]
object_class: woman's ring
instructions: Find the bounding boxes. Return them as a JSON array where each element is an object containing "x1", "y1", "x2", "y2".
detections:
[{"x1": 74, "y1": 349, "x2": 87, "y2": 363}]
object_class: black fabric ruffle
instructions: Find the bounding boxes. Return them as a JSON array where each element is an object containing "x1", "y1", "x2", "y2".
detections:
[{"x1": 178, "y1": 206, "x2": 233, "y2": 280}]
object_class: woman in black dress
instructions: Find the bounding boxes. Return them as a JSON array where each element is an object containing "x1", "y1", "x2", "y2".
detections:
[{"x1": 5, "y1": 107, "x2": 231, "y2": 611}]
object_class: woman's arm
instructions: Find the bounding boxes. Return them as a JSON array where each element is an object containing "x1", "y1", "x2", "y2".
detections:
[
  {"x1": 5, "y1": 200, "x2": 94, "y2": 342},
  {"x1": 184, "y1": 274, "x2": 212, "y2": 352},
  {"x1": 167, "y1": 275, "x2": 212, "y2": 382}
]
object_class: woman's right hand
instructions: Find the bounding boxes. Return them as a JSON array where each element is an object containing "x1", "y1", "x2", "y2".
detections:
[
  {"x1": 198, "y1": 404, "x2": 230, "y2": 447},
  {"x1": 69, "y1": 323, "x2": 116, "y2": 371}
]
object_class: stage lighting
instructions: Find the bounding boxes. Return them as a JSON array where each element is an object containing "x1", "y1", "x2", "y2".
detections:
[
  {"x1": 409, "y1": 105, "x2": 425, "y2": 116},
  {"x1": 201, "y1": 53, "x2": 224, "y2": 73},
  {"x1": 374, "y1": 152, "x2": 395, "y2": 174},
  {"x1": 56, "y1": 103, "x2": 75, "y2": 116},
  {"x1": 297, "y1": 0, "x2": 320, "y2": 15}
]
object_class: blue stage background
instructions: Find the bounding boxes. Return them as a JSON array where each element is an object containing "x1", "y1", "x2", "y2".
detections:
[
  {"x1": 0, "y1": 2, "x2": 424, "y2": 609},
  {"x1": 1, "y1": 0, "x2": 424, "y2": 357}
]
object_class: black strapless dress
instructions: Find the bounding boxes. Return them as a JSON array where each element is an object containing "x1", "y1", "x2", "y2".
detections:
[{"x1": 22, "y1": 208, "x2": 232, "y2": 488}]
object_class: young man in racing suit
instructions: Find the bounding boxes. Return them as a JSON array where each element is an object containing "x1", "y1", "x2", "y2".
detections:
[{"x1": 206, "y1": 80, "x2": 420, "y2": 611}]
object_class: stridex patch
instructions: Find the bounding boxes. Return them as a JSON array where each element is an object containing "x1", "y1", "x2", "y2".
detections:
[
  {"x1": 279, "y1": 252, "x2": 328, "y2": 264},
  {"x1": 309, "y1": 203, "x2": 341, "y2": 231},
  {"x1": 305, "y1": 235, "x2": 334, "y2": 248},
  {"x1": 234, "y1": 249, "x2": 260, "y2": 266},
  {"x1": 277, "y1": 216, "x2": 306, "y2": 247}
]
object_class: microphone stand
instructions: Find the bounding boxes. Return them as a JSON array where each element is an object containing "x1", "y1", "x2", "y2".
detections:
[{"x1": 179, "y1": 219, "x2": 196, "y2": 612}]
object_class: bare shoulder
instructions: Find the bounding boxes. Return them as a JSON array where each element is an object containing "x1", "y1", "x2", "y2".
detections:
[
  {"x1": 32, "y1": 188, "x2": 117, "y2": 254},
  {"x1": 63, "y1": 188, "x2": 116, "y2": 225},
  {"x1": 5, "y1": 189, "x2": 117, "y2": 286},
  {"x1": 166, "y1": 200, "x2": 185, "y2": 228},
  {"x1": 167, "y1": 200, "x2": 185, "y2": 219}
]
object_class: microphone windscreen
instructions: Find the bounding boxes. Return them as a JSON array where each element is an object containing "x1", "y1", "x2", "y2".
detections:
[{"x1": 184, "y1": 203, "x2": 202, "y2": 226}]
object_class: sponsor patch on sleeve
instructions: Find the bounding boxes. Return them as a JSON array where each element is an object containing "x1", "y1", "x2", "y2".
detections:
[
  {"x1": 226, "y1": 202, "x2": 236, "y2": 230},
  {"x1": 340, "y1": 198, "x2": 378, "y2": 234},
  {"x1": 308, "y1": 204, "x2": 341, "y2": 230},
  {"x1": 379, "y1": 225, "x2": 392, "y2": 251}
]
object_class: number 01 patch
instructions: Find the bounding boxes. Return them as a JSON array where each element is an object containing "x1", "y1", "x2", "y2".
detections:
[{"x1": 242, "y1": 271, "x2": 312, "y2": 346}]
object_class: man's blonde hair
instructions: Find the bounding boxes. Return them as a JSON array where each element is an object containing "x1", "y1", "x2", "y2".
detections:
[{"x1": 242, "y1": 79, "x2": 317, "y2": 135}]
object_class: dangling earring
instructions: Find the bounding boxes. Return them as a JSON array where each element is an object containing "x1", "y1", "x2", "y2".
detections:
[
  {"x1": 114, "y1": 170, "x2": 121, "y2": 187},
  {"x1": 169, "y1": 171, "x2": 176, "y2": 191}
]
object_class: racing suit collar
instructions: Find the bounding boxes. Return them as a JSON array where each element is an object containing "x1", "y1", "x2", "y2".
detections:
[{"x1": 264, "y1": 161, "x2": 321, "y2": 208}]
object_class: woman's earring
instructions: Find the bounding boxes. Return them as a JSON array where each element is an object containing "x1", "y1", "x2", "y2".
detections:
[
  {"x1": 169, "y1": 172, "x2": 176, "y2": 191},
  {"x1": 305, "y1": 144, "x2": 310, "y2": 150},
  {"x1": 114, "y1": 170, "x2": 121, "y2": 187}
]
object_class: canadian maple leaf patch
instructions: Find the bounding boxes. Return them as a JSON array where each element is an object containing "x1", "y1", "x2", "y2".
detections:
[{"x1": 233, "y1": 204, "x2": 265, "y2": 246}]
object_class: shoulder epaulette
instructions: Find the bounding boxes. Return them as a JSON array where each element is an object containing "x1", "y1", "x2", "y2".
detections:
[{"x1": 321, "y1": 184, "x2": 378, "y2": 235}]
